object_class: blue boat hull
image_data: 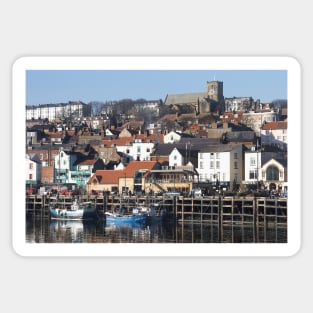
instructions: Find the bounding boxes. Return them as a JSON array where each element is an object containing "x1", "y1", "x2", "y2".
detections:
[{"x1": 105, "y1": 213, "x2": 147, "y2": 226}]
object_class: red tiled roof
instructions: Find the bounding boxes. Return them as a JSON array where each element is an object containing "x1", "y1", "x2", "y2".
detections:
[
  {"x1": 147, "y1": 133, "x2": 164, "y2": 143},
  {"x1": 88, "y1": 170, "x2": 124, "y2": 184},
  {"x1": 134, "y1": 134, "x2": 146, "y2": 141},
  {"x1": 124, "y1": 161, "x2": 158, "y2": 177},
  {"x1": 262, "y1": 121, "x2": 287, "y2": 130},
  {"x1": 102, "y1": 137, "x2": 133, "y2": 147},
  {"x1": 78, "y1": 159, "x2": 95, "y2": 165}
]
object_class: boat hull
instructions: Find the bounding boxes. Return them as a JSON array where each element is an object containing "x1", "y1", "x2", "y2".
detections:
[
  {"x1": 49, "y1": 202, "x2": 97, "y2": 220},
  {"x1": 105, "y1": 213, "x2": 147, "y2": 226}
]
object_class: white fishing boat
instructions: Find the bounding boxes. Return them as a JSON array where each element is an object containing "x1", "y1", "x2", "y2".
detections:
[{"x1": 49, "y1": 198, "x2": 97, "y2": 220}]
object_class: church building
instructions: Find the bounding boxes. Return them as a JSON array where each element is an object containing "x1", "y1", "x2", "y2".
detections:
[{"x1": 164, "y1": 80, "x2": 225, "y2": 114}]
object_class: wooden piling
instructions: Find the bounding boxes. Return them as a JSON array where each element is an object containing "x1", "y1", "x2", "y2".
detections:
[{"x1": 25, "y1": 194, "x2": 287, "y2": 228}]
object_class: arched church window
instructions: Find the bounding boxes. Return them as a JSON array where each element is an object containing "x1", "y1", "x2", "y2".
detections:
[{"x1": 266, "y1": 166, "x2": 279, "y2": 181}]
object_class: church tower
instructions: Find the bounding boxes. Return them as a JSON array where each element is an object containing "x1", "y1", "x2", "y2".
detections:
[
  {"x1": 206, "y1": 80, "x2": 225, "y2": 113},
  {"x1": 207, "y1": 80, "x2": 224, "y2": 102}
]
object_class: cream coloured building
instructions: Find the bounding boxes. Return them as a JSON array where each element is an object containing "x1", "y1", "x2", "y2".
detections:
[{"x1": 196, "y1": 144, "x2": 244, "y2": 190}]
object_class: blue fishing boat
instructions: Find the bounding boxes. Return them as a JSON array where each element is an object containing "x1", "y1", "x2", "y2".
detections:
[
  {"x1": 105, "y1": 207, "x2": 147, "y2": 226},
  {"x1": 49, "y1": 198, "x2": 97, "y2": 220}
]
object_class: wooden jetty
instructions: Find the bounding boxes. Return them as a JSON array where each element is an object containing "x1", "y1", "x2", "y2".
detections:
[{"x1": 26, "y1": 194, "x2": 287, "y2": 227}]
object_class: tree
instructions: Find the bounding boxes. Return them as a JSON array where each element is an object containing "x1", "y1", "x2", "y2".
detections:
[{"x1": 89, "y1": 101, "x2": 105, "y2": 116}]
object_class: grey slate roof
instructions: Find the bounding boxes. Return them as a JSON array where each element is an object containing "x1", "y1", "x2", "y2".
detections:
[
  {"x1": 198, "y1": 144, "x2": 242, "y2": 153},
  {"x1": 152, "y1": 140, "x2": 229, "y2": 156},
  {"x1": 164, "y1": 92, "x2": 206, "y2": 105},
  {"x1": 261, "y1": 153, "x2": 287, "y2": 167},
  {"x1": 225, "y1": 131, "x2": 256, "y2": 142}
]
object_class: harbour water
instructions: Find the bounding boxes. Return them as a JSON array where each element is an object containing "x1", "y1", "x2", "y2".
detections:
[{"x1": 26, "y1": 217, "x2": 287, "y2": 244}]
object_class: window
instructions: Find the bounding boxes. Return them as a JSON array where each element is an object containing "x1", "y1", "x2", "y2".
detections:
[
  {"x1": 210, "y1": 161, "x2": 214, "y2": 169},
  {"x1": 234, "y1": 161, "x2": 238, "y2": 169},
  {"x1": 250, "y1": 157, "x2": 256, "y2": 166},
  {"x1": 234, "y1": 173, "x2": 238, "y2": 181},
  {"x1": 216, "y1": 153, "x2": 220, "y2": 159},
  {"x1": 216, "y1": 161, "x2": 220, "y2": 169},
  {"x1": 249, "y1": 170, "x2": 258, "y2": 179},
  {"x1": 266, "y1": 166, "x2": 279, "y2": 180},
  {"x1": 199, "y1": 153, "x2": 203, "y2": 159},
  {"x1": 29, "y1": 163, "x2": 33, "y2": 169},
  {"x1": 200, "y1": 161, "x2": 203, "y2": 169},
  {"x1": 29, "y1": 174, "x2": 33, "y2": 180},
  {"x1": 137, "y1": 147, "x2": 141, "y2": 153},
  {"x1": 234, "y1": 152, "x2": 238, "y2": 159}
]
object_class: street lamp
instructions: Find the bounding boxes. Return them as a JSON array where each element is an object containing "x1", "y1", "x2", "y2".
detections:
[
  {"x1": 124, "y1": 170, "x2": 126, "y2": 195},
  {"x1": 256, "y1": 126, "x2": 262, "y2": 193}
]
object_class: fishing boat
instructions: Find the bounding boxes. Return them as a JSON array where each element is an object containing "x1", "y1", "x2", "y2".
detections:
[
  {"x1": 49, "y1": 198, "x2": 97, "y2": 220},
  {"x1": 105, "y1": 207, "x2": 147, "y2": 226}
]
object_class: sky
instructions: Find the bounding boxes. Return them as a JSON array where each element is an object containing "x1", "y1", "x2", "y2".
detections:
[{"x1": 26, "y1": 70, "x2": 287, "y2": 105}]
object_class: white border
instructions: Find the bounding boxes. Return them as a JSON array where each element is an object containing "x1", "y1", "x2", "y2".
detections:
[{"x1": 12, "y1": 56, "x2": 301, "y2": 257}]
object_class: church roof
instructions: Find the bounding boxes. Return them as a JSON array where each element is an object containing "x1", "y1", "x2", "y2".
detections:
[{"x1": 164, "y1": 92, "x2": 206, "y2": 105}]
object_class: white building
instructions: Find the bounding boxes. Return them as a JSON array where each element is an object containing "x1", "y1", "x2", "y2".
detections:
[
  {"x1": 196, "y1": 144, "x2": 243, "y2": 189},
  {"x1": 54, "y1": 149, "x2": 77, "y2": 184},
  {"x1": 244, "y1": 147, "x2": 262, "y2": 185},
  {"x1": 113, "y1": 138, "x2": 155, "y2": 162},
  {"x1": 26, "y1": 101, "x2": 91, "y2": 121},
  {"x1": 224, "y1": 96, "x2": 255, "y2": 112},
  {"x1": 261, "y1": 158, "x2": 287, "y2": 192},
  {"x1": 163, "y1": 131, "x2": 182, "y2": 144},
  {"x1": 244, "y1": 149, "x2": 288, "y2": 192},
  {"x1": 261, "y1": 121, "x2": 287, "y2": 151},
  {"x1": 25, "y1": 154, "x2": 41, "y2": 185},
  {"x1": 241, "y1": 110, "x2": 279, "y2": 135},
  {"x1": 169, "y1": 147, "x2": 184, "y2": 167}
]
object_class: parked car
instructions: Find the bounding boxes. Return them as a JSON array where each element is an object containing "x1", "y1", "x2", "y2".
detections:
[
  {"x1": 60, "y1": 189, "x2": 79, "y2": 196},
  {"x1": 90, "y1": 189, "x2": 101, "y2": 195},
  {"x1": 189, "y1": 188, "x2": 202, "y2": 197},
  {"x1": 163, "y1": 191, "x2": 181, "y2": 197},
  {"x1": 26, "y1": 188, "x2": 35, "y2": 195}
]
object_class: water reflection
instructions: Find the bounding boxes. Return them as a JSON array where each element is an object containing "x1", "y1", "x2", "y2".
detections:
[{"x1": 26, "y1": 217, "x2": 287, "y2": 244}]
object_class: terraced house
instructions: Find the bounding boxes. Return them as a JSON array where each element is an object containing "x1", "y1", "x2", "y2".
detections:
[{"x1": 196, "y1": 144, "x2": 244, "y2": 190}]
